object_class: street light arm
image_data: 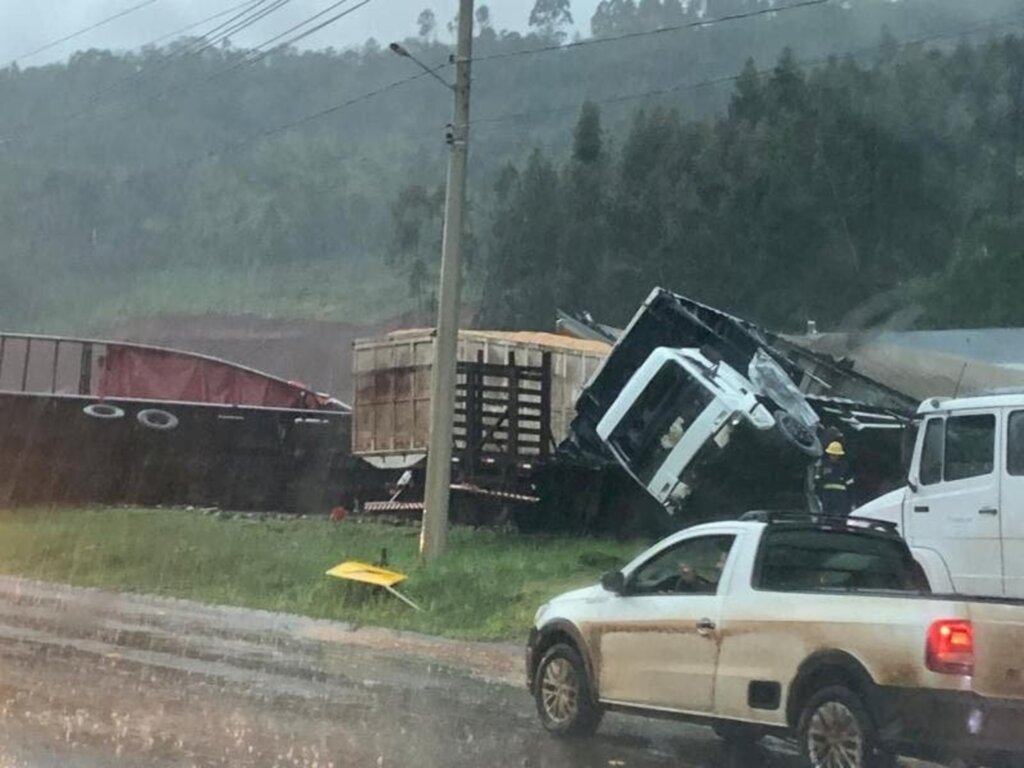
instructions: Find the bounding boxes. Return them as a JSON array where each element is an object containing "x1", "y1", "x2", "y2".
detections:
[{"x1": 389, "y1": 42, "x2": 455, "y2": 91}]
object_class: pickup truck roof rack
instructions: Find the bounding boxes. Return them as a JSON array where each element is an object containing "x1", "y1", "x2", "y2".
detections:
[{"x1": 739, "y1": 510, "x2": 900, "y2": 536}]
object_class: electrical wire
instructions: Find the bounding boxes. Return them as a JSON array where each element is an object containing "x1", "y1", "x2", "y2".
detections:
[
  {"x1": 6, "y1": 0, "x2": 160, "y2": 67},
  {"x1": 77, "y1": 0, "x2": 268, "y2": 109},
  {"x1": 159, "y1": 65, "x2": 447, "y2": 176},
  {"x1": 472, "y1": 0, "x2": 831, "y2": 64},
  {"x1": 141, "y1": 0, "x2": 367, "y2": 104},
  {"x1": 145, "y1": 0, "x2": 267, "y2": 48},
  {"x1": 471, "y1": 11, "x2": 1024, "y2": 128},
  {"x1": 0, "y1": 0, "x2": 297, "y2": 147},
  {"x1": 208, "y1": 0, "x2": 373, "y2": 79}
]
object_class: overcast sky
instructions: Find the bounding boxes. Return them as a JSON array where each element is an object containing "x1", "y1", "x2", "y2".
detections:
[{"x1": 0, "y1": 0, "x2": 604, "y2": 68}]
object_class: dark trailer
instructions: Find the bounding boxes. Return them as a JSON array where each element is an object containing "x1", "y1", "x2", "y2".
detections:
[
  {"x1": 559, "y1": 288, "x2": 918, "y2": 521},
  {"x1": 0, "y1": 332, "x2": 352, "y2": 513}
]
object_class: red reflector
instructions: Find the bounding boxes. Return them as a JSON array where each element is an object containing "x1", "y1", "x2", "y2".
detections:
[{"x1": 926, "y1": 619, "x2": 974, "y2": 676}]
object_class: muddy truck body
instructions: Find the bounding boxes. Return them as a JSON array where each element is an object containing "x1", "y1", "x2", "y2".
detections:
[{"x1": 560, "y1": 288, "x2": 918, "y2": 521}]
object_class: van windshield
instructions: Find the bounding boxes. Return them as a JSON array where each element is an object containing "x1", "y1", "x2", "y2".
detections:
[
  {"x1": 609, "y1": 362, "x2": 716, "y2": 485},
  {"x1": 757, "y1": 528, "x2": 928, "y2": 593}
]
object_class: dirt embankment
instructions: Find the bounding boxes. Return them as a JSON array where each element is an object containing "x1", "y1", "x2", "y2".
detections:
[{"x1": 101, "y1": 308, "x2": 473, "y2": 403}]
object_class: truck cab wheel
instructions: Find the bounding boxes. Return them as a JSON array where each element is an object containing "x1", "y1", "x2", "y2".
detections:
[
  {"x1": 797, "y1": 685, "x2": 887, "y2": 768},
  {"x1": 533, "y1": 643, "x2": 603, "y2": 737},
  {"x1": 774, "y1": 410, "x2": 823, "y2": 458}
]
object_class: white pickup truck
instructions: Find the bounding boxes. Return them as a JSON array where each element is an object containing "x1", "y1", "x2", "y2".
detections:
[
  {"x1": 526, "y1": 514, "x2": 1024, "y2": 768},
  {"x1": 857, "y1": 393, "x2": 1024, "y2": 598}
]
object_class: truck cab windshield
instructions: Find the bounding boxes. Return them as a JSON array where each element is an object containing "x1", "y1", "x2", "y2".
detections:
[{"x1": 608, "y1": 362, "x2": 716, "y2": 484}]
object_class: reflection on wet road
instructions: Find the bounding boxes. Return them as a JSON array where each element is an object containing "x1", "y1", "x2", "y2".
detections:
[{"x1": 0, "y1": 577, "x2": 814, "y2": 767}]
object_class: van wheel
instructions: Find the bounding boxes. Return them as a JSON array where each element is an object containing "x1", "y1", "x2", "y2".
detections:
[
  {"x1": 533, "y1": 643, "x2": 602, "y2": 737},
  {"x1": 797, "y1": 685, "x2": 884, "y2": 768}
]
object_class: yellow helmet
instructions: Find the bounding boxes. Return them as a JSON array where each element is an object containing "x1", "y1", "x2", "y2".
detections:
[{"x1": 825, "y1": 441, "x2": 845, "y2": 457}]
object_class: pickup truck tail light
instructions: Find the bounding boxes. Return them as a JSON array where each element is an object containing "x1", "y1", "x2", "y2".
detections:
[{"x1": 926, "y1": 619, "x2": 974, "y2": 676}]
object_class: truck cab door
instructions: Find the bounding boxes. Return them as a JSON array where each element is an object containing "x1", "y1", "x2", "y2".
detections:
[
  {"x1": 999, "y1": 409, "x2": 1024, "y2": 597},
  {"x1": 903, "y1": 411, "x2": 1003, "y2": 596}
]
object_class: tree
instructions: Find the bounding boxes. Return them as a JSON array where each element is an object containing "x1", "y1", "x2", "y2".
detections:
[
  {"x1": 475, "y1": 5, "x2": 491, "y2": 29},
  {"x1": 417, "y1": 8, "x2": 436, "y2": 39},
  {"x1": 388, "y1": 184, "x2": 446, "y2": 317},
  {"x1": 529, "y1": 0, "x2": 574, "y2": 39}
]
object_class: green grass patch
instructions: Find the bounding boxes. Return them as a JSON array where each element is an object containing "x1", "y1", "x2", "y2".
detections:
[{"x1": 0, "y1": 507, "x2": 645, "y2": 641}]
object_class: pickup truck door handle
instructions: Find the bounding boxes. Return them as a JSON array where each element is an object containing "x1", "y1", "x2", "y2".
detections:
[
  {"x1": 979, "y1": 507, "x2": 999, "y2": 516},
  {"x1": 696, "y1": 618, "x2": 716, "y2": 637},
  {"x1": 913, "y1": 505, "x2": 930, "y2": 513}
]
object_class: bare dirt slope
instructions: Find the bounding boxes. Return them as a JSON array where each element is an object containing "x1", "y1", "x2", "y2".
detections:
[{"x1": 100, "y1": 311, "x2": 440, "y2": 403}]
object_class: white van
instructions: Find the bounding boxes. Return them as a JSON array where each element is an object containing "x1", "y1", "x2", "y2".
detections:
[{"x1": 856, "y1": 393, "x2": 1024, "y2": 598}]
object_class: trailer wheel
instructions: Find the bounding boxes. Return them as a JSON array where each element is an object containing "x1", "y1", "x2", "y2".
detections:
[{"x1": 775, "y1": 410, "x2": 822, "y2": 458}]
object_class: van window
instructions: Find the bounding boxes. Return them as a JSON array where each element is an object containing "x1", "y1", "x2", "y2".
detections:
[
  {"x1": 944, "y1": 414, "x2": 995, "y2": 481},
  {"x1": 609, "y1": 362, "x2": 715, "y2": 484},
  {"x1": 1008, "y1": 411, "x2": 1024, "y2": 476},
  {"x1": 920, "y1": 417, "x2": 944, "y2": 485}
]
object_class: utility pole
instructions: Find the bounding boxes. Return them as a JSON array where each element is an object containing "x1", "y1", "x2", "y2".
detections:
[{"x1": 420, "y1": 0, "x2": 473, "y2": 561}]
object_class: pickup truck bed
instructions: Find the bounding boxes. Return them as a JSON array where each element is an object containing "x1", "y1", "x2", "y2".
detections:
[{"x1": 527, "y1": 515, "x2": 1024, "y2": 767}]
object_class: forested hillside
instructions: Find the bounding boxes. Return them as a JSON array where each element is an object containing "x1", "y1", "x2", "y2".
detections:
[{"x1": 1, "y1": 0, "x2": 1022, "y2": 332}]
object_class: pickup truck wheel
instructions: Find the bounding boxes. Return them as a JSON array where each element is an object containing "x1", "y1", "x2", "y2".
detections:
[
  {"x1": 533, "y1": 643, "x2": 602, "y2": 737},
  {"x1": 798, "y1": 685, "x2": 882, "y2": 768}
]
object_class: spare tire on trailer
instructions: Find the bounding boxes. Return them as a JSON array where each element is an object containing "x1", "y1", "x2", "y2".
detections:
[
  {"x1": 136, "y1": 408, "x2": 179, "y2": 431},
  {"x1": 83, "y1": 403, "x2": 125, "y2": 420},
  {"x1": 774, "y1": 410, "x2": 822, "y2": 458}
]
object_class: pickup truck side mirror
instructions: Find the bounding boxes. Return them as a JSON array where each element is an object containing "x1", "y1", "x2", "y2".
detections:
[
  {"x1": 908, "y1": 476, "x2": 919, "y2": 493},
  {"x1": 601, "y1": 570, "x2": 625, "y2": 595}
]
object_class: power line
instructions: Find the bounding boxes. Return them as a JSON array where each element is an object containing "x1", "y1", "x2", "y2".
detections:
[
  {"x1": 472, "y1": 0, "x2": 831, "y2": 64},
  {"x1": 0, "y1": 0, "x2": 290, "y2": 146},
  {"x1": 159, "y1": 65, "x2": 447, "y2": 176},
  {"x1": 240, "y1": 0, "x2": 355, "y2": 57},
  {"x1": 77, "y1": 0, "x2": 268, "y2": 108},
  {"x1": 211, "y1": 0, "x2": 373, "y2": 78},
  {"x1": 146, "y1": 0, "x2": 267, "y2": 48},
  {"x1": 7, "y1": 0, "x2": 161, "y2": 67},
  {"x1": 471, "y1": 12, "x2": 1024, "y2": 128},
  {"x1": 133, "y1": 0, "x2": 370, "y2": 114}
]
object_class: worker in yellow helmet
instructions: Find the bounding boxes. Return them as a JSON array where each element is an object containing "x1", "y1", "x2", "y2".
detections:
[{"x1": 815, "y1": 440, "x2": 855, "y2": 516}]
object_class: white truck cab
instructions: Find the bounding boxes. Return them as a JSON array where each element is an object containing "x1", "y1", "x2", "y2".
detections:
[
  {"x1": 595, "y1": 348, "x2": 778, "y2": 508},
  {"x1": 857, "y1": 392, "x2": 1024, "y2": 598}
]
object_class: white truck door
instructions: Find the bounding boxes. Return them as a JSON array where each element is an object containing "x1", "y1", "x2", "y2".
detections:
[
  {"x1": 903, "y1": 411, "x2": 1003, "y2": 596},
  {"x1": 597, "y1": 534, "x2": 734, "y2": 713},
  {"x1": 999, "y1": 408, "x2": 1024, "y2": 597}
]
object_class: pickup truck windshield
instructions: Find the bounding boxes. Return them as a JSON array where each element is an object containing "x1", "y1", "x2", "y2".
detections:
[{"x1": 757, "y1": 528, "x2": 926, "y2": 593}]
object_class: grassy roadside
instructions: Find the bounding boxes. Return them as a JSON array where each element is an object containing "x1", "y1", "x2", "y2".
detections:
[{"x1": 0, "y1": 507, "x2": 644, "y2": 641}]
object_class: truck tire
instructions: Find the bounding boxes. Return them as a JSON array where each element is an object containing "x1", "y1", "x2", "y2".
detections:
[
  {"x1": 775, "y1": 410, "x2": 823, "y2": 458},
  {"x1": 797, "y1": 685, "x2": 886, "y2": 768},
  {"x1": 533, "y1": 643, "x2": 603, "y2": 737}
]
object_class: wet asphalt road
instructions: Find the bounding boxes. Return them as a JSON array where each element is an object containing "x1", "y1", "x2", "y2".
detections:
[{"x1": 0, "y1": 577, "x2": 879, "y2": 768}]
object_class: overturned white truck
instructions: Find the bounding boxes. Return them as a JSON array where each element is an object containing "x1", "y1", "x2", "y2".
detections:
[{"x1": 559, "y1": 288, "x2": 919, "y2": 522}]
